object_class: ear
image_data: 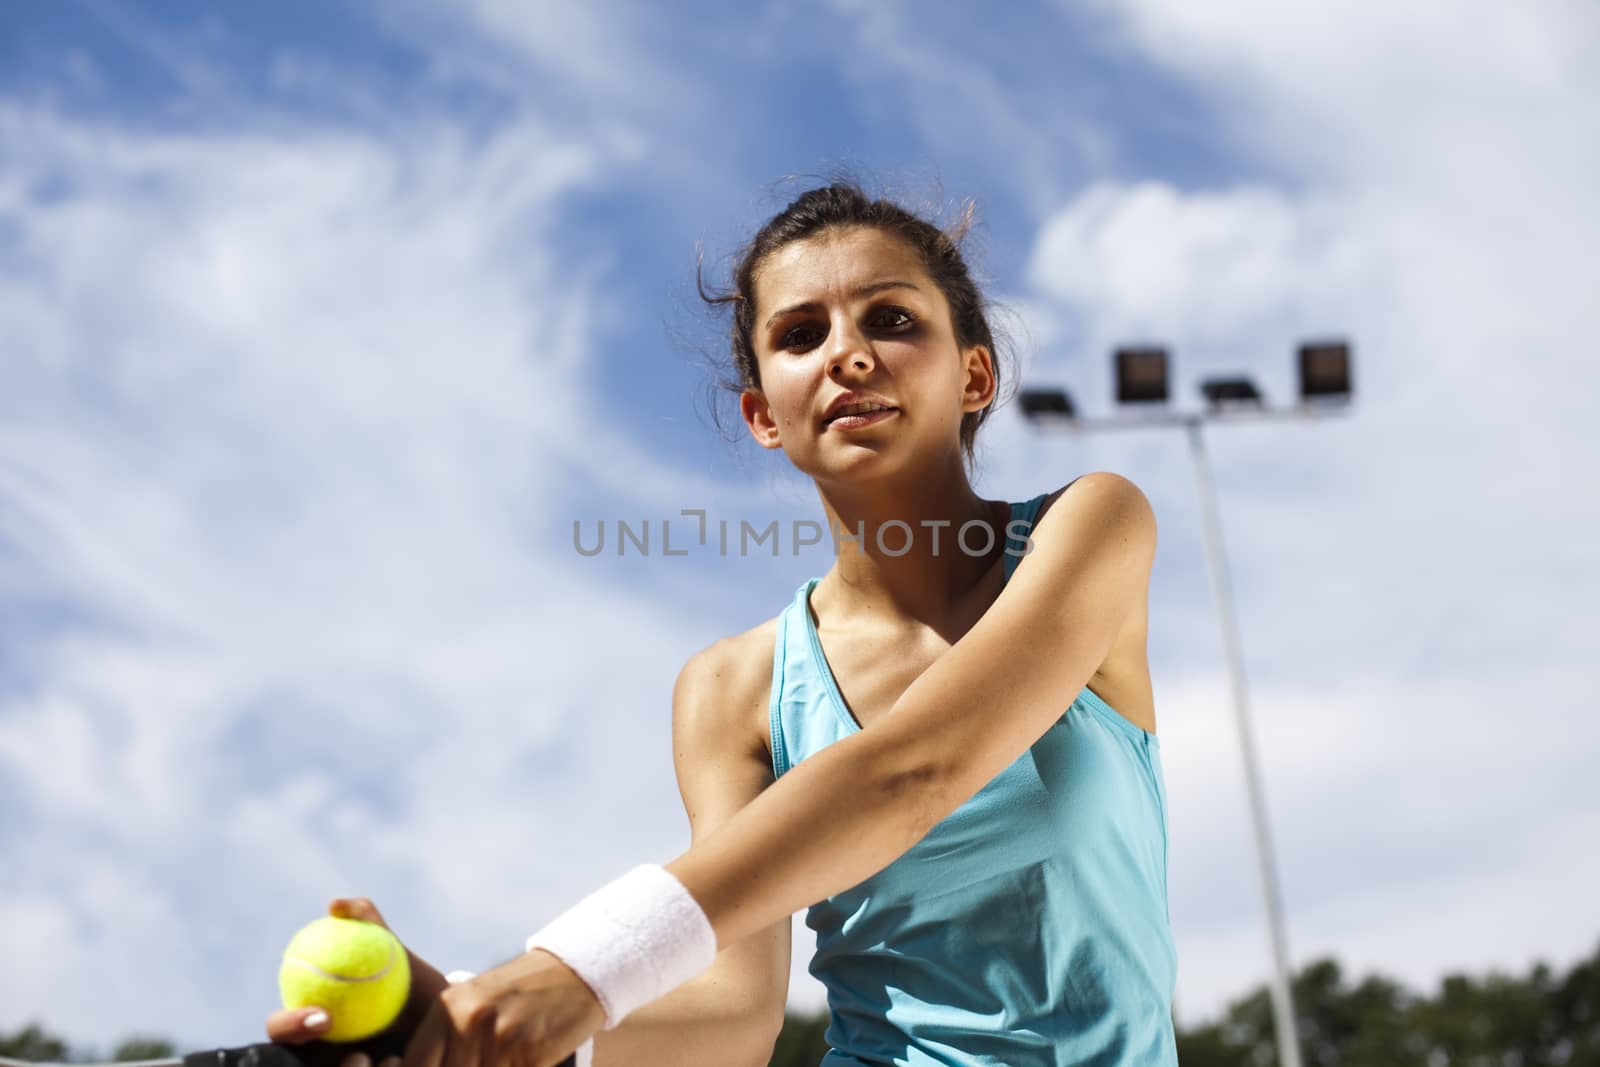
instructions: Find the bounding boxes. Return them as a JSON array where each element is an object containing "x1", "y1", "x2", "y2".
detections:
[
  {"x1": 960, "y1": 344, "x2": 997, "y2": 413},
  {"x1": 740, "y1": 388, "x2": 784, "y2": 449}
]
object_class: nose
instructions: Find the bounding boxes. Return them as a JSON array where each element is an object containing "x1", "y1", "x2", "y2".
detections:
[{"x1": 824, "y1": 317, "x2": 876, "y2": 379}]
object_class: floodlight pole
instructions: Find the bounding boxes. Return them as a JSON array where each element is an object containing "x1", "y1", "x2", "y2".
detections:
[
  {"x1": 1025, "y1": 401, "x2": 1341, "y2": 1067},
  {"x1": 1184, "y1": 416, "x2": 1304, "y2": 1067}
]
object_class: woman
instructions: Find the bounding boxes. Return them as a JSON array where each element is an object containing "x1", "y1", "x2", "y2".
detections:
[{"x1": 266, "y1": 182, "x2": 1176, "y2": 1066}]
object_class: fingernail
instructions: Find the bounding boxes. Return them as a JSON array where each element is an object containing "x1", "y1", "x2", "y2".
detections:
[
  {"x1": 304, "y1": 1009, "x2": 329, "y2": 1030},
  {"x1": 342, "y1": 1055, "x2": 371, "y2": 1067}
]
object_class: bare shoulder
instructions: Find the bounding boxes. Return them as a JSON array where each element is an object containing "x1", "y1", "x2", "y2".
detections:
[
  {"x1": 670, "y1": 622, "x2": 794, "y2": 1032},
  {"x1": 1033, "y1": 471, "x2": 1156, "y2": 535},
  {"x1": 673, "y1": 617, "x2": 780, "y2": 769},
  {"x1": 1010, "y1": 470, "x2": 1156, "y2": 590},
  {"x1": 1024, "y1": 472, "x2": 1158, "y2": 732}
]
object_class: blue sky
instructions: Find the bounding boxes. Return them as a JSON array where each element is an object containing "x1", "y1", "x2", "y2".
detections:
[{"x1": 2, "y1": 0, "x2": 1597, "y2": 1053}]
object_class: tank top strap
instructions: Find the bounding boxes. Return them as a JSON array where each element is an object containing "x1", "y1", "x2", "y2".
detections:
[
  {"x1": 1002, "y1": 491, "x2": 1053, "y2": 584},
  {"x1": 773, "y1": 488, "x2": 1057, "y2": 776},
  {"x1": 767, "y1": 578, "x2": 815, "y2": 779}
]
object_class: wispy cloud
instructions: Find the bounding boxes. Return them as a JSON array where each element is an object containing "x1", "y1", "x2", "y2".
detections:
[
  {"x1": 71, "y1": 0, "x2": 232, "y2": 99},
  {"x1": 374, "y1": 0, "x2": 706, "y2": 128},
  {"x1": 1019, "y1": 0, "x2": 1600, "y2": 1023},
  {"x1": 3, "y1": 0, "x2": 1596, "y2": 1048},
  {"x1": 0, "y1": 97, "x2": 772, "y2": 1045}
]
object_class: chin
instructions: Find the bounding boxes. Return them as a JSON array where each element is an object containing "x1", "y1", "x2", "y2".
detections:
[{"x1": 812, "y1": 449, "x2": 916, "y2": 486}]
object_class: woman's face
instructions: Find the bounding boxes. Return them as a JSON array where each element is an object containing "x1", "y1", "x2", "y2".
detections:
[{"x1": 739, "y1": 226, "x2": 994, "y2": 481}]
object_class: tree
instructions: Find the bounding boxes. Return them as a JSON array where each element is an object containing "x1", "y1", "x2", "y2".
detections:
[
  {"x1": 1171, "y1": 939, "x2": 1600, "y2": 1067},
  {"x1": 10, "y1": 941, "x2": 1600, "y2": 1066},
  {"x1": 0, "y1": 1022, "x2": 70, "y2": 1063},
  {"x1": 768, "y1": 1012, "x2": 830, "y2": 1067},
  {"x1": 110, "y1": 1037, "x2": 178, "y2": 1062},
  {"x1": 770, "y1": 938, "x2": 1600, "y2": 1066},
  {"x1": 0, "y1": 1022, "x2": 173, "y2": 1064}
]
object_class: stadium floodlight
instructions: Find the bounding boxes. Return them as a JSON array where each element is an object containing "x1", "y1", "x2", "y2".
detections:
[
  {"x1": 1298, "y1": 340, "x2": 1353, "y2": 403},
  {"x1": 1018, "y1": 386, "x2": 1076, "y2": 422},
  {"x1": 1018, "y1": 335, "x2": 1357, "y2": 1067},
  {"x1": 1200, "y1": 376, "x2": 1264, "y2": 408},
  {"x1": 1115, "y1": 346, "x2": 1169, "y2": 405}
]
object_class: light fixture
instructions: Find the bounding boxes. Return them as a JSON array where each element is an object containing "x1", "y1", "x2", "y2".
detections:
[
  {"x1": 1018, "y1": 387, "x2": 1076, "y2": 421},
  {"x1": 1200, "y1": 377, "x2": 1264, "y2": 408},
  {"x1": 1298, "y1": 340, "x2": 1352, "y2": 403},
  {"x1": 1115, "y1": 346, "x2": 1170, "y2": 405}
]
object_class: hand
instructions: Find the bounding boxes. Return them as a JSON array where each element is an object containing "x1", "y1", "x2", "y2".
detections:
[
  {"x1": 265, "y1": 897, "x2": 451, "y2": 1067},
  {"x1": 399, "y1": 948, "x2": 606, "y2": 1067}
]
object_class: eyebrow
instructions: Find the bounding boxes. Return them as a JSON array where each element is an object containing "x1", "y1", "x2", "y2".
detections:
[{"x1": 763, "y1": 280, "x2": 924, "y2": 330}]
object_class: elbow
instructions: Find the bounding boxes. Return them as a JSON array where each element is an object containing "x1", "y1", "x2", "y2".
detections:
[
  {"x1": 884, "y1": 762, "x2": 957, "y2": 840},
  {"x1": 859, "y1": 733, "x2": 962, "y2": 842}
]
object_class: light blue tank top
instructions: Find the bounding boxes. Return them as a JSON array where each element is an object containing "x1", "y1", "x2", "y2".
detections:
[{"x1": 768, "y1": 492, "x2": 1178, "y2": 1066}]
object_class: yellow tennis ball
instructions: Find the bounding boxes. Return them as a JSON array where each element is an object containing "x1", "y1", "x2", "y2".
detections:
[{"x1": 279, "y1": 916, "x2": 411, "y2": 1042}]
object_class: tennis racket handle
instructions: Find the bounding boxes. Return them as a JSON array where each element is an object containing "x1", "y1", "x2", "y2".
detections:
[{"x1": 182, "y1": 1044, "x2": 576, "y2": 1067}]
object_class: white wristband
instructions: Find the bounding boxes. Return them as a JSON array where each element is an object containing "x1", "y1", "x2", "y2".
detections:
[
  {"x1": 444, "y1": 970, "x2": 594, "y2": 1067},
  {"x1": 524, "y1": 864, "x2": 718, "y2": 1029}
]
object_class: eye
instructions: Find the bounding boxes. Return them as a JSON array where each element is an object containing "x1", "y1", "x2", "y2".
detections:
[
  {"x1": 779, "y1": 323, "x2": 825, "y2": 351},
  {"x1": 869, "y1": 306, "x2": 915, "y2": 331}
]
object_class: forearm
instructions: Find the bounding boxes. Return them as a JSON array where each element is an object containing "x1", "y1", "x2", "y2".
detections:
[
  {"x1": 590, "y1": 953, "x2": 778, "y2": 1067},
  {"x1": 451, "y1": 953, "x2": 780, "y2": 1067},
  {"x1": 666, "y1": 725, "x2": 948, "y2": 951}
]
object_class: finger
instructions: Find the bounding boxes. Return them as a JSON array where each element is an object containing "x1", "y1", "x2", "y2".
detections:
[
  {"x1": 266, "y1": 1006, "x2": 331, "y2": 1042},
  {"x1": 400, "y1": 996, "x2": 449, "y2": 1067},
  {"x1": 452, "y1": 1007, "x2": 490, "y2": 1067},
  {"x1": 330, "y1": 896, "x2": 390, "y2": 928},
  {"x1": 322, "y1": 897, "x2": 444, "y2": 1003},
  {"x1": 338, "y1": 1055, "x2": 373, "y2": 1067},
  {"x1": 405, "y1": 950, "x2": 450, "y2": 1002}
]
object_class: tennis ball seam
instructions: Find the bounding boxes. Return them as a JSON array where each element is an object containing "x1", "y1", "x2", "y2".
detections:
[
  {"x1": 282, "y1": 940, "x2": 400, "y2": 983},
  {"x1": 279, "y1": 918, "x2": 411, "y2": 1041}
]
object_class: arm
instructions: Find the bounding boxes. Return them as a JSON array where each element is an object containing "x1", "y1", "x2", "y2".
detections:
[
  {"x1": 589, "y1": 635, "x2": 791, "y2": 1067},
  {"x1": 394, "y1": 635, "x2": 792, "y2": 1067},
  {"x1": 667, "y1": 473, "x2": 1158, "y2": 950}
]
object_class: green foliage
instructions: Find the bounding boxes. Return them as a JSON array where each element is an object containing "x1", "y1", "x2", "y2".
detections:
[
  {"x1": 0, "y1": 1021, "x2": 173, "y2": 1064},
  {"x1": 773, "y1": 939, "x2": 1600, "y2": 1066},
  {"x1": 6, "y1": 944, "x2": 1599, "y2": 1067},
  {"x1": 110, "y1": 1037, "x2": 178, "y2": 1062},
  {"x1": 1173, "y1": 938, "x2": 1600, "y2": 1067},
  {"x1": 767, "y1": 1012, "x2": 831, "y2": 1067},
  {"x1": 0, "y1": 1022, "x2": 70, "y2": 1062}
]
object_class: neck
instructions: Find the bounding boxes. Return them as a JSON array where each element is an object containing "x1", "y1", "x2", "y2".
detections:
[{"x1": 811, "y1": 457, "x2": 1009, "y2": 626}]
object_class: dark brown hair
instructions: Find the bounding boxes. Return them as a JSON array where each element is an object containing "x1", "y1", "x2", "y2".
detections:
[{"x1": 697, "y1": 180, "x2": 1013, "y2": 468}]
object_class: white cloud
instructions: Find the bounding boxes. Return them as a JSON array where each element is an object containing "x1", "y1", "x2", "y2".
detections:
[
  {"x1": 1018, "y1": 0, "x2": 1600, "y2": 1026},
  {"x1": 6, "y1": 0, "x2": 1598, "y2": 1050},
  {"x1": 1027, "y1": 181, "x2": 1367, "y2": 347},
  {"x1": 374, "y1": 0, "x2": 704, "y2": 128},
  {"x1": 821, "y1": 0, "x2": 1115, "y2": 215},
  {"x1": 0, "y1": 101, "x2": 772, "y2": 1048}
]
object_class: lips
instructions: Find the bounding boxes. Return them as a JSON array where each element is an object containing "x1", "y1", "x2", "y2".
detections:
[
  {"x1": 824, "y1": 405, "x2": 896, "y2": 426},
  {"x1": 821, "y1": 394, "x2": 899, "y2": 426},
  {"x1": 822, "y1": 407, "x2": 900, "y2": 437}
]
